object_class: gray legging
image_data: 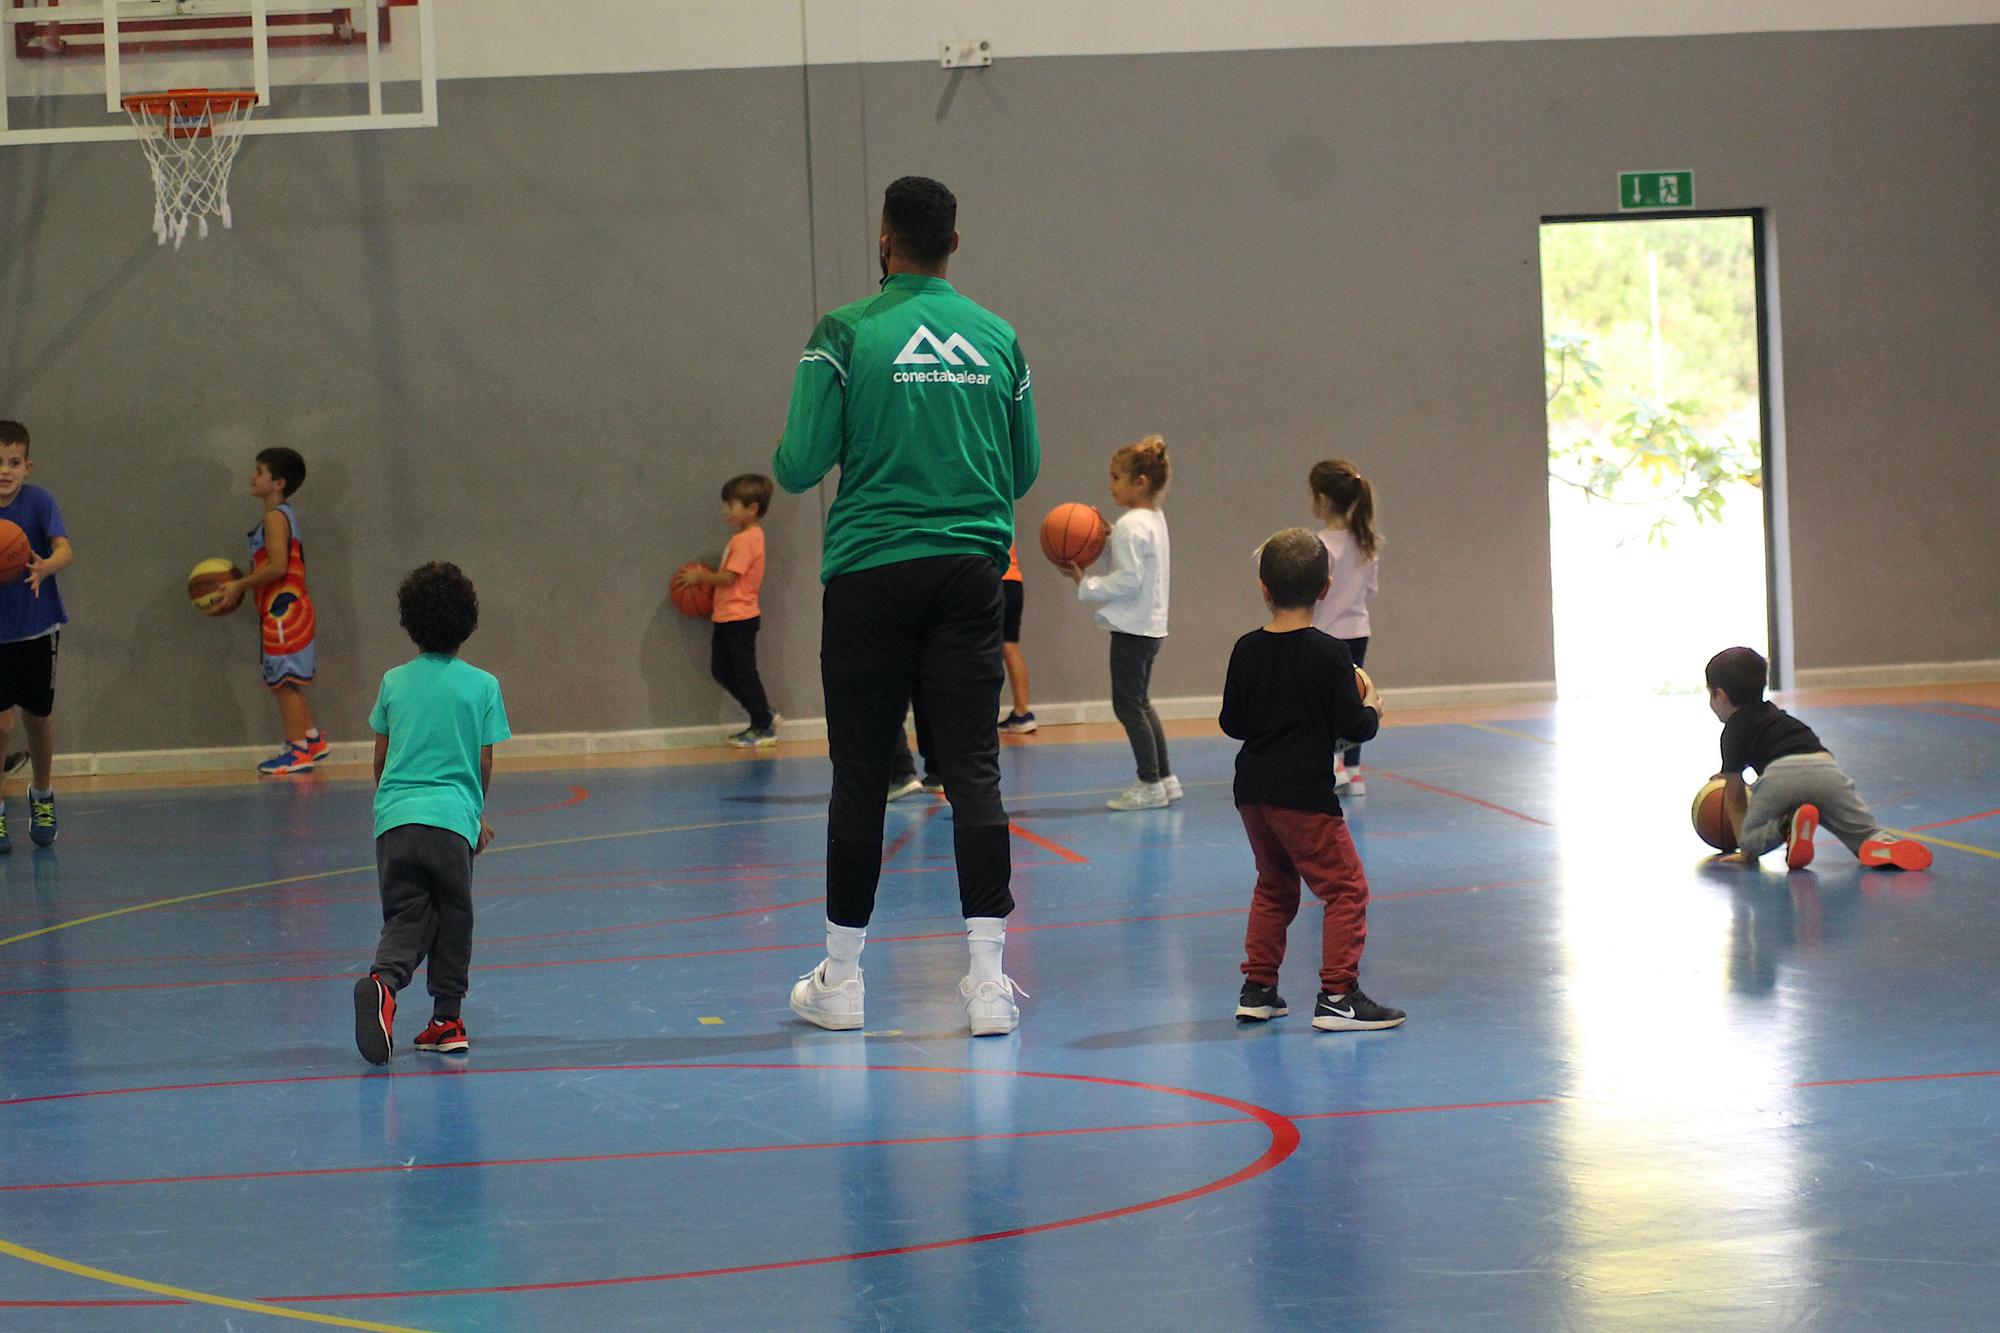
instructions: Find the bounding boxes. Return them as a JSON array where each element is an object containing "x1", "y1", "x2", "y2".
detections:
[
  {"x1": 1110, "y1": 631, "x2": 1171, "y2": 784},
  {"x1": 1739, "y1": 752, "x2": 1886, "y2": 857}
]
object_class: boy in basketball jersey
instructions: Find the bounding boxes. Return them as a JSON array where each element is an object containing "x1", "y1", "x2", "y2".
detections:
[
  {"x1": 216, "y1": 447, "x2": 325, "y2": 773},
  {"x1": 0, "y1": 420, "x2": 74, "y2": 849}
]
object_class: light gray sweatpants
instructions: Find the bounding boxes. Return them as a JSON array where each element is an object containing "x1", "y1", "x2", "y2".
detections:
[{"x1": 1740, "y1": 752, "x2": 1886, "y2": 858}]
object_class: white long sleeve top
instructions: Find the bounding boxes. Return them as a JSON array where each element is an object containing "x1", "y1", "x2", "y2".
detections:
[{"x1": 1077, "y1": 507, "x2": 1170, "y2": 637}]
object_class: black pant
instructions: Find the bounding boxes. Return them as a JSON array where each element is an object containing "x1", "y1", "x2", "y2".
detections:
[
  {"x1": 1341, "y1": 636, "x2": 1369, "y2": 766},
  {"x1": 711, "y1": 617, "x2": 773, "y2": 730},
  {"x1": 823, "y1": 555, "x2": 1013, "y2": 928},
  {"x1": 372, "y1": 823, "x2": 475, "y2": 1019},
  {"x1": 1110, "y1": 631, "x2": 1170, "y2": 784},
  {"x1": 889, "y1": 696, "x2": 936, "y2": 782}
]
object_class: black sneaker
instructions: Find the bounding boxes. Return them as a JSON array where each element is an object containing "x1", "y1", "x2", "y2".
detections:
[
  {"x1": 1312, "y1": 988, "x2": 1405, "y2": 1032},
  {"x1": 353, "y1": 973, "x2": 396, "y2": 1065},
  {"x1": 918, "y1": 774, "x2": 945, "y2": 795},
  {"x1": 1235, "y1": 981, "x2": 1288, "y2": 1021}
]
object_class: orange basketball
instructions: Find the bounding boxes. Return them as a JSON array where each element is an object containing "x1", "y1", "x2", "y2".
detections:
[
  {"x1": 1691, "y1": 777, "x2": 1735, "y2": 851},
  {"x1": 0, "y1": 520, "x2": 29, "y2": 583},
  {"x1": 187, "y1": 557, "x2": 243, "y2": 616},
  {"x1": 671, "y1": 562, "x2": 715, "y2": 618},
  {"x1": 1040, "y1": 503, "x2": 1110, "y2": 568}
]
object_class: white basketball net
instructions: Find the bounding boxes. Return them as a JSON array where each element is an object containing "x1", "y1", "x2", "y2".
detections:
[{"x1": 122, "y1": 94, "x2": 257, "y2": 250}]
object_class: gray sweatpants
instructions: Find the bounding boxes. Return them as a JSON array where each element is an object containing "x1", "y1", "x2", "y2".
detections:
[
  {"x1": 1740, "y1": 753, "x2": 1887, "y2": 858},
  {"x1": 372, "y1": 823, "x2": 475, "y2": 1019}
]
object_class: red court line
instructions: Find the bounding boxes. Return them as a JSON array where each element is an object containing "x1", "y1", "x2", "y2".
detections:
[
  {"x1": 0, "y1": 1116, "x2": 1255, "y2": 1194},
  {"x1": 0, "y1": 1061, "x2": 1299, "y2": 1306},
  {"x1": 1373, "y1": 771, "x2": 1551, "y2": 826},
  {"x1": 488, "y1": 785, "x2": 590, "y2": 818},
  {"x1": 1292, "y1": 1097, "x2": 1558, "y2": 1120},
  {"x1": 881, "y1": 805, "x2": 941, "y2": 864},
  {"x1": 1793, "y1": 1068, "x2": 2000, "y2": 1089},
  {"x1": 1910, "y1": 806, "x2": 2000, "y2": 833},
  {"x1": 1009, "y1": 821, "x2": 1088, "y2": 864}
]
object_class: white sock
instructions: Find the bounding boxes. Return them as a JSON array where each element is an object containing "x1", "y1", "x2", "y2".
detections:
[
  {"x1": 823, "y1": 921, "x2": 866, "y2": 984},
  {"x1": 29, "y1": 786, "x2": 51, "y2": 801},
  {"x1": 966, "y1": 916, "x2": 1005, "y2": 986}
]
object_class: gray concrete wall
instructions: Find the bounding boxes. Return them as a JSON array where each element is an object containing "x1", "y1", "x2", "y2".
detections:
[{"x1": 1, "y1": 27, "x2": 1995, "y2": 753}]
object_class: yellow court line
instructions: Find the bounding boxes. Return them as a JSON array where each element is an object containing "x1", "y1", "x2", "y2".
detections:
[
  {"x1": 1459, "y1": 721, "x2": 1557, "y2": 747},
  {"x1": 0, "y1": 1238, "x2": 426, "y2": 1331},
  {"x1": 1892, "y1": 829, "x2": 2000, "y2": 862},
  {"x1": 0, "y1": 812, "x2": 830, "y2": 951}
]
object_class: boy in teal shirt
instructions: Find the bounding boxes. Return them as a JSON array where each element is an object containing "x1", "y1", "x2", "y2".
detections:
[{"x1": 353, "y1": 562, "x2": 510, "y2": 1065}]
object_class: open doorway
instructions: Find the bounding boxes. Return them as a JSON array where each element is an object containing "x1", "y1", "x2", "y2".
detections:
[{"x1": 1540, "y1": 212, "x2": 1774, "y2": 700}]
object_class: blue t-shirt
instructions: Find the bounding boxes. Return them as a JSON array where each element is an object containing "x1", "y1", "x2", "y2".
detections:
[
  {"x1": 0, "y1": 485, "x2": 67, "y2": 643},
  {"x1": 369, "y1": 654, "x2": 511, "y2": 846}
]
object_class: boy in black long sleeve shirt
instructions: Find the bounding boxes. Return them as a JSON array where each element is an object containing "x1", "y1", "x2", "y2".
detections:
[{"x1": 1221, "y1": 528, "x2": 1403, "y2": 1032}]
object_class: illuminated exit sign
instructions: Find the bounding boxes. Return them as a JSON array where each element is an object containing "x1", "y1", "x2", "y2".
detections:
[{"x1": 1619, "y1": 170, "x2": 1694, "y2": 210}]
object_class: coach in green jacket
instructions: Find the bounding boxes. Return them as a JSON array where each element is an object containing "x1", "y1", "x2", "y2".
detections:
[{"x1": 774, "y1": 176, "x2": 1041, "y2": 1038}]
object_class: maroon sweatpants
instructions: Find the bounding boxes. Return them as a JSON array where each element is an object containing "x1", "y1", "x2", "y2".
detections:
[{"x1": 1238, "y1": 803, "x2": 1370, "y2": 994}]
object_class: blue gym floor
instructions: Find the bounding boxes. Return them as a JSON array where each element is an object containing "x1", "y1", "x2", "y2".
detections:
[{"x1": 2, "y1": 694, "x2": 1997, "y2": 1330}]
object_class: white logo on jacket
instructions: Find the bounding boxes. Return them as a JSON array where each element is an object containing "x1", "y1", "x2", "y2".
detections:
[{"x1": 895, "y1": 325, "x2": 990, "y2": 367}]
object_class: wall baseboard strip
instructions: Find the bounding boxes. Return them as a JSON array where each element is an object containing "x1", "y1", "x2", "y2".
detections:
[
  {"x1": 44, "y1": 679, "x2": 1563, "y2": 778},
  {"x1": 1792, "y1": 659, "x2": 2000, "y2": 690}
]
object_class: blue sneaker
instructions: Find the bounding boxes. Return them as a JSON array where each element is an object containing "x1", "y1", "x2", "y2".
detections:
[
  {"x1": 999, "y1": 711, "x2": 1038, "y2": 734},
  {"x1": 257, "y1": 742, "x2": 315, "y2": 775},
  {"x1": 0, "y1": 803, "x2": 11, "y2": 853},
  {"x1": 27, "y1": 793, "x2": 55, "y2": 847}
]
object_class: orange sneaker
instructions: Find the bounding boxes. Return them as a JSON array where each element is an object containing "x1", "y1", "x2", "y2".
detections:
[
  {"x1": 1860, "y1": 837, "x2": 1933, "y2": 871},
  {"x1": 1786, "y1": 804, "x2": 1819, "y2": 870}
]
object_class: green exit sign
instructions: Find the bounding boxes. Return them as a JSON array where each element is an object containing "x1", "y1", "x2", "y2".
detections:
[{"x1": 1619, "y1": 170, "x2": 1695, "y2": 210}]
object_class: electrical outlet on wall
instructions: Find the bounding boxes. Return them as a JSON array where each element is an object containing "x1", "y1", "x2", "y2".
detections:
[{"x1": 940, "y1": 39, "x2": 992, "y2": 69}]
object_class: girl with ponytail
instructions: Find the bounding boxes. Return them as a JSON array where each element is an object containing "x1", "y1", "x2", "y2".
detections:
[{"x1": 1307, "y1": 460, "x2": 1381, "y2": 793}]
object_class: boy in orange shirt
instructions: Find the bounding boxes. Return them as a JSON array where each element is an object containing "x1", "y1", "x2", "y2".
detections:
[{"x1": 675, "y1": 474, "x2": 777, "y2": 747}]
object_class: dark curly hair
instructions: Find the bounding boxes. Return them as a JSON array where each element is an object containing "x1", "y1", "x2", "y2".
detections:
[
  {"x1": 882, "y1": 176, "x2": 957, "y2": 265},
  {"x1": 398, "y1": 562, "x2": 479, "y2": 655}
]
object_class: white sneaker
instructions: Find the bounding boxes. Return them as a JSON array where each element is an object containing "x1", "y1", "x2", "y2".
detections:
[
  {"x1": 887, "y1": 775, "x2": 924, "y2": 801},
  {"x1": 789, "y1": 962, "x2": 864, "y2": 1031},
  {"x1": 1161, "y1": 775, "x2": 1184, "y2": 802},
  {"x1": 960, "y1": 974, "x2": 1025, "y2": 1036},
  {"x1": 1107, "y1": 780, "x2": 1169, "y2": 811},
  {"x1": 1346, "y1": 767, "x2": 1366, "y2": 796},
  {"x1": 1334, "y1": 761, "x2": 1351, "y2": 790}
]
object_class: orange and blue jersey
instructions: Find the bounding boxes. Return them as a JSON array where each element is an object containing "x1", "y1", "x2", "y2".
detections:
[{"x1": 249, "y1": 502, "x2": 317, "y2": 687}]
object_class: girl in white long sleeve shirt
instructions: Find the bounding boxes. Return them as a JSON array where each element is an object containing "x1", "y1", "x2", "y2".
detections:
[{"x1": 1067, "y1": 436, "x2": 1176, "y2": 810}]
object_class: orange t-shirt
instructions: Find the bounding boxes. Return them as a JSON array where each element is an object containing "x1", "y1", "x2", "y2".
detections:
[
  {"x1": 1003, "y1": 542, "x2": 1022, "y2": 583},
  {"x1": 713, "y1": 524, "x2": 765, "y2": 623}
]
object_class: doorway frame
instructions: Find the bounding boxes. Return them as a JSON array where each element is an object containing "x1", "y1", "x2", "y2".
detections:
[{"x1": 1537, "y1": 207, "x2": 1791, "y2": 689}]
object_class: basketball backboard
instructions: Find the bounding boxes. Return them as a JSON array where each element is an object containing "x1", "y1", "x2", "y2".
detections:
[{"x1": 0, "y1": 0, "x2": 437, "y2": 143}]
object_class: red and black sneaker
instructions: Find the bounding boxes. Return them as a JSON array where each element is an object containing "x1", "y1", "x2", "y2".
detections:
[
  {"x1": 1785, "y1": 804, "x2": 1819, "y2": 870},
  {"x1": 415, "y1": 1017, "x2": 469, "y2": 1053},
  {"x1": 353, "y1": 973, "x2": 395, "y2": 1065},
  {"x1": 303, "y1": 733, "x2": 332, "y2": 764}
]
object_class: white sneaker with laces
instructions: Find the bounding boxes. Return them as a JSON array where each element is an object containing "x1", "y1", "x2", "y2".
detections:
[
  {"x1": 1161, "y1": 775, "x2": 1184, "y2": 802},
  {"x1": 789, "y1": 962, "x2": 865, "y2": 1031},
  {"x1": 1107, "y1": 780, "x2": 1169, "y2": 811},
  {"x1": 960, "y1": 974, "x2": 1026, "y2": 1036}
]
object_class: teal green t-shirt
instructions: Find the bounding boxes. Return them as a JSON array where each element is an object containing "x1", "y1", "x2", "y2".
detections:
[
  {"x1": 774, "y1": 274, "x2": 1041, "y2": 582},
  {"x1": 369, "y1": 654, "x2": 511, "y2": 846}
]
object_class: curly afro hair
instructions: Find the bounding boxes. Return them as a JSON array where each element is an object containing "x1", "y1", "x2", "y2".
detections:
[{"x1": 398, "y1": 562, "x2": 479, "y2": 655}]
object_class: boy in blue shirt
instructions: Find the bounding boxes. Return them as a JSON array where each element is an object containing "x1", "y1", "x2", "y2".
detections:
[
  {"x1": 353, "y1": 562, "x2": 511, "y2": 1065},
  {"x1": 0, "y1": 421, "x2": 75, "y2": 850}
]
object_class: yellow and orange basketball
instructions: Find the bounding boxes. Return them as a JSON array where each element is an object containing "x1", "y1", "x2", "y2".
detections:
[
  {"x1": 1691, "y1": 777, "x2": 1735, "y2": 851},
  {"x1": 187, "y1": 557, "x2": 241, "y2": 616},
  {"x1": 1040, "y1": 503, "x2": 1109, "y2": 568}
]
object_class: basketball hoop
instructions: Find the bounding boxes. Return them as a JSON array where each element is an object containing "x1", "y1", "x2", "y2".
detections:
[{"x1": 120, "y1": 89, "x2": 259, "y2": 249}]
